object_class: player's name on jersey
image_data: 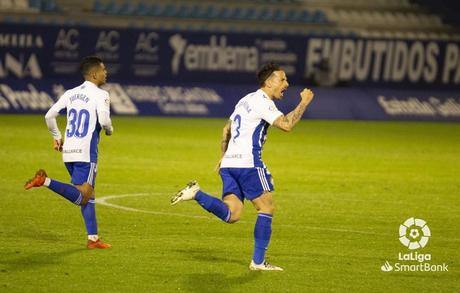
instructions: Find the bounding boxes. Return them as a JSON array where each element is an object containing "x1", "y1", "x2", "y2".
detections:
[
  {"x1": 236, "y1": 100, "x2": 252, "y2": 113},
  {"x1": 69, "y1": 94, "x2": 90, "y2": 103}
]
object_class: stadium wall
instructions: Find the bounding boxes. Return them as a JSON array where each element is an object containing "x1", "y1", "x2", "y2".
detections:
[{"x1": 0, "y1": 23, "x2": 459, "y2": 121}]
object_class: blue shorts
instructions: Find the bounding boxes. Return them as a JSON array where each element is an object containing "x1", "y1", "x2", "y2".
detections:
[
  {"x1": 219, "y1": 167, "x2": 274, "y2": 201},
  {"x1": 64, "y1": 162, "x2": 97, "y2": 187}
]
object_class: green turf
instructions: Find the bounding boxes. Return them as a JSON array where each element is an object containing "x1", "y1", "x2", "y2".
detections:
[{"x1": 0, "y1": 115, "x2": 459, "y2": 292}]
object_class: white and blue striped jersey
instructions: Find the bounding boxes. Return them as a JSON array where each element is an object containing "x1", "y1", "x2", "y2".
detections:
[
  {"x1": 45, "y1": 81, "x2": 112, "y2": 163},
  {"x1": 220, "y1": 89, "x2": 283, "y2": 168}
]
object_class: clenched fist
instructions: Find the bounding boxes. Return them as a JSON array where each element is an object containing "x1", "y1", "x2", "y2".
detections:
[
  {"x1": 300, "y1": 88, "x2": 314, "y2": 105},
  {"x1": 53, "y1": 138, "x2": 63, "y2": 152}
]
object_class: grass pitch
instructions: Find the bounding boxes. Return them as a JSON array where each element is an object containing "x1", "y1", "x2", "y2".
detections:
[{"x1": 0, "y1": 115, "x2": 459, "y2": 292}]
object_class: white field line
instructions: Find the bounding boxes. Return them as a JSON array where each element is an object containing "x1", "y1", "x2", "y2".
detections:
[
  {"x1": 95, "y1": 193, "x2": 381, "y2": 236},
  {"x1": 95, "y1": 193, "x2": 210, "y2": 219}
]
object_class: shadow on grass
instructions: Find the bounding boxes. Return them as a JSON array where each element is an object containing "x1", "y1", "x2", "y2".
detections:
[
  {"x1": 183, "y1": 272, "x2": 259, "y2": 293},
  {"x1": 0, "y1": 248, "x2": 85, "y2": 272},
  {"x1": 175, "y1": 248, "x2": 261, "y2": 292},
  {"x1": 16, "y1": 228, "x2": 63, "y2": 242},
  {"x1": 174, "y1": 247, "x2": 247, "y2": 266}
]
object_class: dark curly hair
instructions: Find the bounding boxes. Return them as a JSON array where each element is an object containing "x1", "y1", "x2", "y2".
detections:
[
  {"x1": 80, "y1": 56, "x2": 103, "y2": 77},
  {"x1": 257, "y1": 62, "x2": 281, "y2": 86}
]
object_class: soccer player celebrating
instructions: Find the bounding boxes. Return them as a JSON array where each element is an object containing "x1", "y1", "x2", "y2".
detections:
[
  {"x1": 171, "y1": 62, "x2": 314, "y2": 270},
  {"x1": 25, "y1": 56, "x2": 113, "y2": 249}
]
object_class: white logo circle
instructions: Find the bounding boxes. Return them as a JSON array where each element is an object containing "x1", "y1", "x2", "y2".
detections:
[{"x1": 399, "y1": 217, "x2": 431, "y2": 250}]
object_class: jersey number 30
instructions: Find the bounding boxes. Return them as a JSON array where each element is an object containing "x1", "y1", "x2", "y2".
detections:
[{"x1": 66, "y1": 109, "x2": 90, "y2": 138}]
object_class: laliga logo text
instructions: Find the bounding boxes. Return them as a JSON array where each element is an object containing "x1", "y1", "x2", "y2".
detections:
[{"x1": 381, "y1": 217, "x2": 448, "y2": 273}]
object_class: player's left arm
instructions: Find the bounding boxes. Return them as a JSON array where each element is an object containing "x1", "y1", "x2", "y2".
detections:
[
  {"x1": 97, "y1": 93, "x2": 114, "y2": 136},
  {"x1": 272, "y1": 88, "x2": 314, "y2": 132}
]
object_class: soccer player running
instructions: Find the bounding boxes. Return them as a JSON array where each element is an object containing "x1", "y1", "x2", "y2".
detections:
[
  {"x1": 25, "y1": 56, "x2": 114, "y2": 249},
  {"x1": 171, "y1": 62, "x2": 314, "y2": 270}
]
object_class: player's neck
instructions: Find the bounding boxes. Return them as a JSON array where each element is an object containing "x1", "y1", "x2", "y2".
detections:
[
  {"x1": 260, "y1": 87, "x2": 274, "y2": 100},
  {"x1": 85, "y1": 79, "x2": 100, "y2": 87}
]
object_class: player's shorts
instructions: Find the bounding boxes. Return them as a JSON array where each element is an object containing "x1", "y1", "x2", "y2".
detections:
[
  {"x1": 64, "y1": 162, "x2": 97, "y2": 187},
  {"x1": 219, "y1": 167, "x2": 274, "y2": 201}
]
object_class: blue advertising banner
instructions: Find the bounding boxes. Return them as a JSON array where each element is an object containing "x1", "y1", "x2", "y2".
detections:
[
  {"x1": 1, "y1": 23, "x2": 460, "y2": 88},
  {"x1": 0, "y1": 79, "x2": 459, "y2": 121}
]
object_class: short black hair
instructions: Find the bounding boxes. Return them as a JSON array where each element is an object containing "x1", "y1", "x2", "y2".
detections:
[
  {"x1": 257, "y1": 62, "x2": 281, "y2": 86},
  {"x1": 79, "y1": 56, "x2": 103, "y2": 76}
]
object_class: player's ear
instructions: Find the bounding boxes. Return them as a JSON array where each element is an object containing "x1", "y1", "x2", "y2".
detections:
[
  {"x1": 265, "y1": 77, "x2": 272, "y2": 88},
  {"x1": 91, "y1": 69, "x2": 97, "y2": 79}
]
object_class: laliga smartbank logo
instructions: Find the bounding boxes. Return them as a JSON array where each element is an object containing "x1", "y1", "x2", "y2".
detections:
[
  {"x1": 381, "y1": 217, "x2": 448, "y2": 273},
  {"x1": 399, "y1": 217, "x2": 431, "y2": 250}
]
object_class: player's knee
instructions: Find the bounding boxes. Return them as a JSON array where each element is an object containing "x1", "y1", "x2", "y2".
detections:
[
  {"x1": 80, "y1": 191, "x2": 92, "y2": 205},
  {"x1": 76, "y1": 183, "x2": 94, "y2": 205},
  {"x1": 266, "y1": 205, "x2": 275, "y2": 215},
  {"x1": 258, "y1": 204, "x2": 274, "y2": 215},
  {"x1": 224, "y1": 200, "x2": 243, "y2": 224},
  {"x1": 227, "y1": 208, "x2": 242, "y2": 223},
  {"x1": 227, "y1": 214, "x2": 240, "y2": 224}
]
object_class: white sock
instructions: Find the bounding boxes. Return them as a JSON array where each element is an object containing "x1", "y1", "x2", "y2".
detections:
[
  {"x1": 88, "y1": 235, "x2": 99, "y2": 241},
  {"x1": 44, "y1": 178, "x2": 51, "y2": 187}
]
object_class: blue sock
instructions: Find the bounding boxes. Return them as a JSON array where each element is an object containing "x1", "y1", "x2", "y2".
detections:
[
  {"x1": 253, "y1": 213, "x2": 273, "y2": 265},
  {"x1": 47, "y1": 179, "x2": 83, "y2": 205},
  {"x1": 81, "y1": 198, "x2": 98, "y2": 235},
  {"x1": 195, "y1": 191, "x2": 231, "y2": 222}
]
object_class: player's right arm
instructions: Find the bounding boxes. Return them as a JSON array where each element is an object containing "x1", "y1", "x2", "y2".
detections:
[
  {"x1": 272, "y1": 88, "x2": 314, "y2": 132},
  {"x1": 215, "y1": 119, "x2": 232, "y2": 172},
  {"x1": 221, "y1": 119, "x2": 232, "y2": 156},
  {"x1": 45, "y1": 93, "x2": 68, "y2": 151}
]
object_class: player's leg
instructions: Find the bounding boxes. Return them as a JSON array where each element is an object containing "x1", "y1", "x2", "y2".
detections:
[
  {"x1": 81, "y1": 191, "x2": 109, "y2": 249},
  {"x1": 250, "y1": 192, "x2": 275, "y2": 265},
  {"x1": 171, "y1": 181, "x2": 238, "y2": 223},
  {"x1": 24, "y1": 169, "x2": 47, "y2": 189},
  {"x1": 52, "y1": 162, "x2": 94, "y2": 204},
  {"x1": 74, "y1": 183, "x2": 93, "y2": 205},
  {"x1": 249, "y1": 193, "x2": 281, "y2": 271},
  {"x1": 79, "y1": 188, "x2": 97, "y2": 239},
  {"x1": 76, "y1": 162, "x2": 97, "y2": 242},
  {"x1": 195, "y1": 189, "x2": 242, "y2": 223},
  {"x1": 25, "y1": 167, "x2": 86, "y2": 205},
  {"x1": 25, "y1": 163, "x2": 109, "y2": 248},
  {"x1": 242, "y1": 168, "x2": 282, "y2": 271},
  {"x1": 171, "y1": 169, "x2": 243, "y2": 223},
  {"x1": 219, "y1": 168, "x2": 244, "y2": 222},
  {"x1": 223, "y1": 194, "x2": 243, "y2": 223},
  {"x1": 73, "y1": 162, "x2": 110, "y2": 249}
]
